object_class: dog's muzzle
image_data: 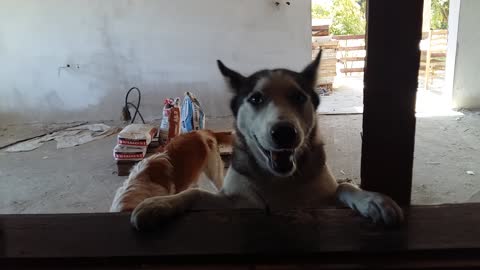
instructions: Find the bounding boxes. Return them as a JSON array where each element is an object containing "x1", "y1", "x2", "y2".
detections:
[
  {"x1": 270, "y1": 122, "x2": 299, "y2": 149},
  {"x1": 254, "y1": 122, "x2": 300, "y2": 177}
]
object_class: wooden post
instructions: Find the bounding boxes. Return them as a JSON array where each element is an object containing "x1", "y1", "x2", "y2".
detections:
[
  {"x1": 425, "y1": 29, "x2": 433, "y2": 90},
  {"x1": 423, "y1": 0, "x2": 432, "y2": 90},
  {"x1": 422, "y1": 0, "x2": 432, "y2": 32},
  {"x1": 361, "y1": 0, "x2": 424, "y2": 205}
]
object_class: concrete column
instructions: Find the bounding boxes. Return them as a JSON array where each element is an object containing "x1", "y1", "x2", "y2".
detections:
[{"x1": 450, "y1": 0, "x2": 480, "y2": 109}]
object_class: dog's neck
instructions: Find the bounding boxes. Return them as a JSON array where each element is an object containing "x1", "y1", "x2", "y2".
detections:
[{"x1": 231, "y1": 123, "x2": 326, "y2": 183}]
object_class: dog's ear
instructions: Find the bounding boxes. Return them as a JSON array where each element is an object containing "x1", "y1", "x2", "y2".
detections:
[
  {"x1": 217, "y1": 60, "x2": 246, "y2": 93},
  {"x1": 301, "y1": 50, "x2": 322, "y2": 88}
]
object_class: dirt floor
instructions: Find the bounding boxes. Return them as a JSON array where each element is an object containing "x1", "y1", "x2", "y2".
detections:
[{"x1": 1, "y1": 109, "x2": 479, "y2": 214}]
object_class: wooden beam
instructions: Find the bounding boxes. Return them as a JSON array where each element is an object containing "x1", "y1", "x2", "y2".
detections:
[
  {"x1": 312, "y1": 25, "x2": 329, "y2": 31},
  {"x1": 361, "y1": 0, "x2": 424, "y2": 205},
  {"x1": 337, "y1": 46, "x2": 365, "y2": 52},
  {"x1": 340, "y1": 56, "x2": 366, "y2": 62},
  {"x1": 312, "y1": 25, "x2": 329, "y2": 37},
  {"x1": 340, "y1": 67, "x2": 365, "y2": 73},
  {"x1": 332, "y1": 34, "x2": 366, "y2": 40},
  {"x1": 2, "y1": 204, "x2": 480, "y2": 269}
]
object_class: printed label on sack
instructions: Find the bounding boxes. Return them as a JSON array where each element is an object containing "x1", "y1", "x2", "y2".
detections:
[{"x1": 117, "y1": 138, "x2": 148, "y2": 146}]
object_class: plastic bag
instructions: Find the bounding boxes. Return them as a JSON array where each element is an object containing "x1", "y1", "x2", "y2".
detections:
[
  {"x1": 168, "y1": 98, "x2": 181, "y2": 142},
  {"x1": 159, "y1": 98, "x2": 177, "y2": 144},
  {"x1": 181, "y1": 92, "x2": 205, "y2": 133}
]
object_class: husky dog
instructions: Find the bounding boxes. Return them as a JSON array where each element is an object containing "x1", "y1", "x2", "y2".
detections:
[{"x1": 131, "y1": 51, "x2": 403, "y2": 230}]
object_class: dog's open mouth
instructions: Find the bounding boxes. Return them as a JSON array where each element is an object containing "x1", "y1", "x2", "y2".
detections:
[{"x1": 254, "y1": 136, "x2": 296, "y2": 176}]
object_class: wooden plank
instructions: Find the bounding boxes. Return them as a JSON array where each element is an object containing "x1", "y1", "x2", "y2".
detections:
[
  {"x1": 319, "y1": 58, "x2": 337, "y2": 64},
  {"x1": 431, "y1": 36, "x2": 448, "y2": 41},
  {"x1": 312, "y1": 25, "x2": 329, "y2": 31},
  {"x1": 319, "y1": 73, "x2": 337, "y2": 79},
  {"x1": 332, "y1": 34, "x2": 365, "y2": 40},
  {"x1": 312, "y1": 30, "x2": 329, "y2": 37},
  {"x1": 432, "y1": 29, "x2": 448, "y2": 35},
  {"x1": 340, "y1": 68, "x2": 364, "y2": 73},
  {"x1": 319, "y1": 68, "x2": 337, "y2": 73},
  {"x1": 319, "y1": 65, "x2": 337, "y2": 70},
  {"x1": 421, "y1": 30, "x2": 447, "y2": 38},
  {"x1": 337, "y1": 46, "x2": 365, "y2": 52},
  {"x1": 340, "y1": 57, "x2": 366, "y2": 62},
  {"x1": 312, "y1": 44, "x2": 338, "y2": 50},
  {"x1": 430, "y1": 52, "x2": 446, "y2": 58},
  {"x1": 319, "y1": 66, "x2": 337, "y2": 71},
  {"x1": 2, "y1": 204, "x2": 480, "y2": 269},
  {"x1": 361, "y1": 0, "x2": 423, "y2": 205},
  {"x1": 312, "y1": 37, "x2": 339, "y2": 45},
  {"x1": 420, "y1": 59, "x2": 446, "y2": 65}
]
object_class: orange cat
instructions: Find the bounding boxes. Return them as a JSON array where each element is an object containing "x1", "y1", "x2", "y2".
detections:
[{"x1": 110, "y1": 130, "x2": 232, "y2": 212}]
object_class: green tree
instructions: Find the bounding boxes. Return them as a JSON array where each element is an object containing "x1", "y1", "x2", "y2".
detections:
[
  {"x1": 431, "y1": 0, "x2": 449, "y2": 29},
  {"x1": 312, "y1": 3, "x2": 330, "y2": 19},
  {"x1": 329, "y1": 0, "x2": 366, "y2": 35}
]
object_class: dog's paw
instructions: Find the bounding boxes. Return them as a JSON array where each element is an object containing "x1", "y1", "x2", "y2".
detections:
[
  {"x1": 352, "y1": 191, "x2": 404, "y2": 226},
  {"x1": 130, "y1": 197, "x2": 179, "y2": 231}
]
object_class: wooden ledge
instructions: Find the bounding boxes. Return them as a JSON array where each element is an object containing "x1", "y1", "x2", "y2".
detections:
[{"x1": 1, "y1": 204, "x2": 480, "y2": 269}]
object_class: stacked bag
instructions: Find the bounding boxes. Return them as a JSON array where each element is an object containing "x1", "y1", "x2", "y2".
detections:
[
  {"x1": 114, "y1": 124, "x2": 158, "y2": 161},
  {"x1": 113, "y1": 91, "x2": 205, "y2": 162},
  {"x1": 158, "y1": 91, "x2": 205, "y2": 144}
]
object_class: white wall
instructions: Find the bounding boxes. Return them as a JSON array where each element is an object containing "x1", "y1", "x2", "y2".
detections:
[
  {"x1": 0, "y1": 0, "x2": 311, "y2": 124},
  {"x1": 450, "y1": 0, "x2": 480, "y2": 109}
]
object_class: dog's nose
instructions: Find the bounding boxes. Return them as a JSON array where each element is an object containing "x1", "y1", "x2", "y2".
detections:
[{"x1": 271, "y1": 122, "x2": 298, "y2": 149}]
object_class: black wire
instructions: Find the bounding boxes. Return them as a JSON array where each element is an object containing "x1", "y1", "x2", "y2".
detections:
[
  {"x1": 126, "y1": 102, "x2": 145, "y2": 124},
  {"x1": 124, "y1": 87, "x2": 145, "y2": 124}
]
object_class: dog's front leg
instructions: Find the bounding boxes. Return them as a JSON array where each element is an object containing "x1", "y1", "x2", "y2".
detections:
[
  {"x1": 336, "y1": 183, "x2": 404, "y2": 226},
  {"x1": 131, "y1": 188, "x2": 232, "y2": 231}
]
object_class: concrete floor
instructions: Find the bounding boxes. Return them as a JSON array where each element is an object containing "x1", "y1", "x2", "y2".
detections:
[{"x1": 1, "y1": 111, "x2": 479, "y2": 214}]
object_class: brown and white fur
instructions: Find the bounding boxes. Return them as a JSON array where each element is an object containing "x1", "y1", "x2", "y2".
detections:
[
  {"x1": 110, "y1": 130, "x2": 232, "y2": 212},
  {"x1": 130, "y1": 51, "x2": 404, "y2": 230}
]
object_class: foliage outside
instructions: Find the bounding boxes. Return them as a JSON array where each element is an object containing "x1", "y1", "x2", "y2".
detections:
[
  {"x1": 431, "y1": 0, "x2": 449, "y2": 30},
  {"x1": 312, "y1": 0, "x2": 365, "y2": 35},
  {"x1": 312, "y1": 0, "x2": 449, "y2": 34}
]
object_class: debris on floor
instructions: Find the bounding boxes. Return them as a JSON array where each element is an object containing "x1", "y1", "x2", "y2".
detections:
[
  {"x1": 466, "y1": 171, "x2": 476, "y2": 176},
  {"x1": 337, "y1": 178, "x2": 355, "y2": 185},
  {"x1": 0, "y1": 121, "x2": 87, "y2": 149},
  {"x1": 4, "y1": 124, "x2": 119, "y2": 152},
  {"x1": 316, "y1": 86, "x2": 332, "y2": 96},
  {"x1": 426, "y1": 162, "x2": 441, "y2": 165}
]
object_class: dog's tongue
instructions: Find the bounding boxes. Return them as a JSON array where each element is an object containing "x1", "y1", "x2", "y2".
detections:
[{"x1": 269, "y1": 151, "x2": 295, "y2": 174}]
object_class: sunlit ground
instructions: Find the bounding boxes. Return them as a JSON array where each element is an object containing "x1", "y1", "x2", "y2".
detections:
[
  {"x1": 319, "y1": 74, "x2": 463, "y2": 117},
  {"x1": 415, "y1": 89, "x2": 463, "y2": 118}
]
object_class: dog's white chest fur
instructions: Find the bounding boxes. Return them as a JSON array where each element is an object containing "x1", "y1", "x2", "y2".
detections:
[{"x1": 221, "y1": 165, "x2": 338, "y2": 209}]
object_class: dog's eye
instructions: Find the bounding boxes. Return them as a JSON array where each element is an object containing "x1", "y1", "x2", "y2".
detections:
[
  {"x1": 248, "y1": 92, "x2": 265, "y2": 106},
  {"x1": 291, "y1": 91, "x2": 307, "y2": 105}
]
